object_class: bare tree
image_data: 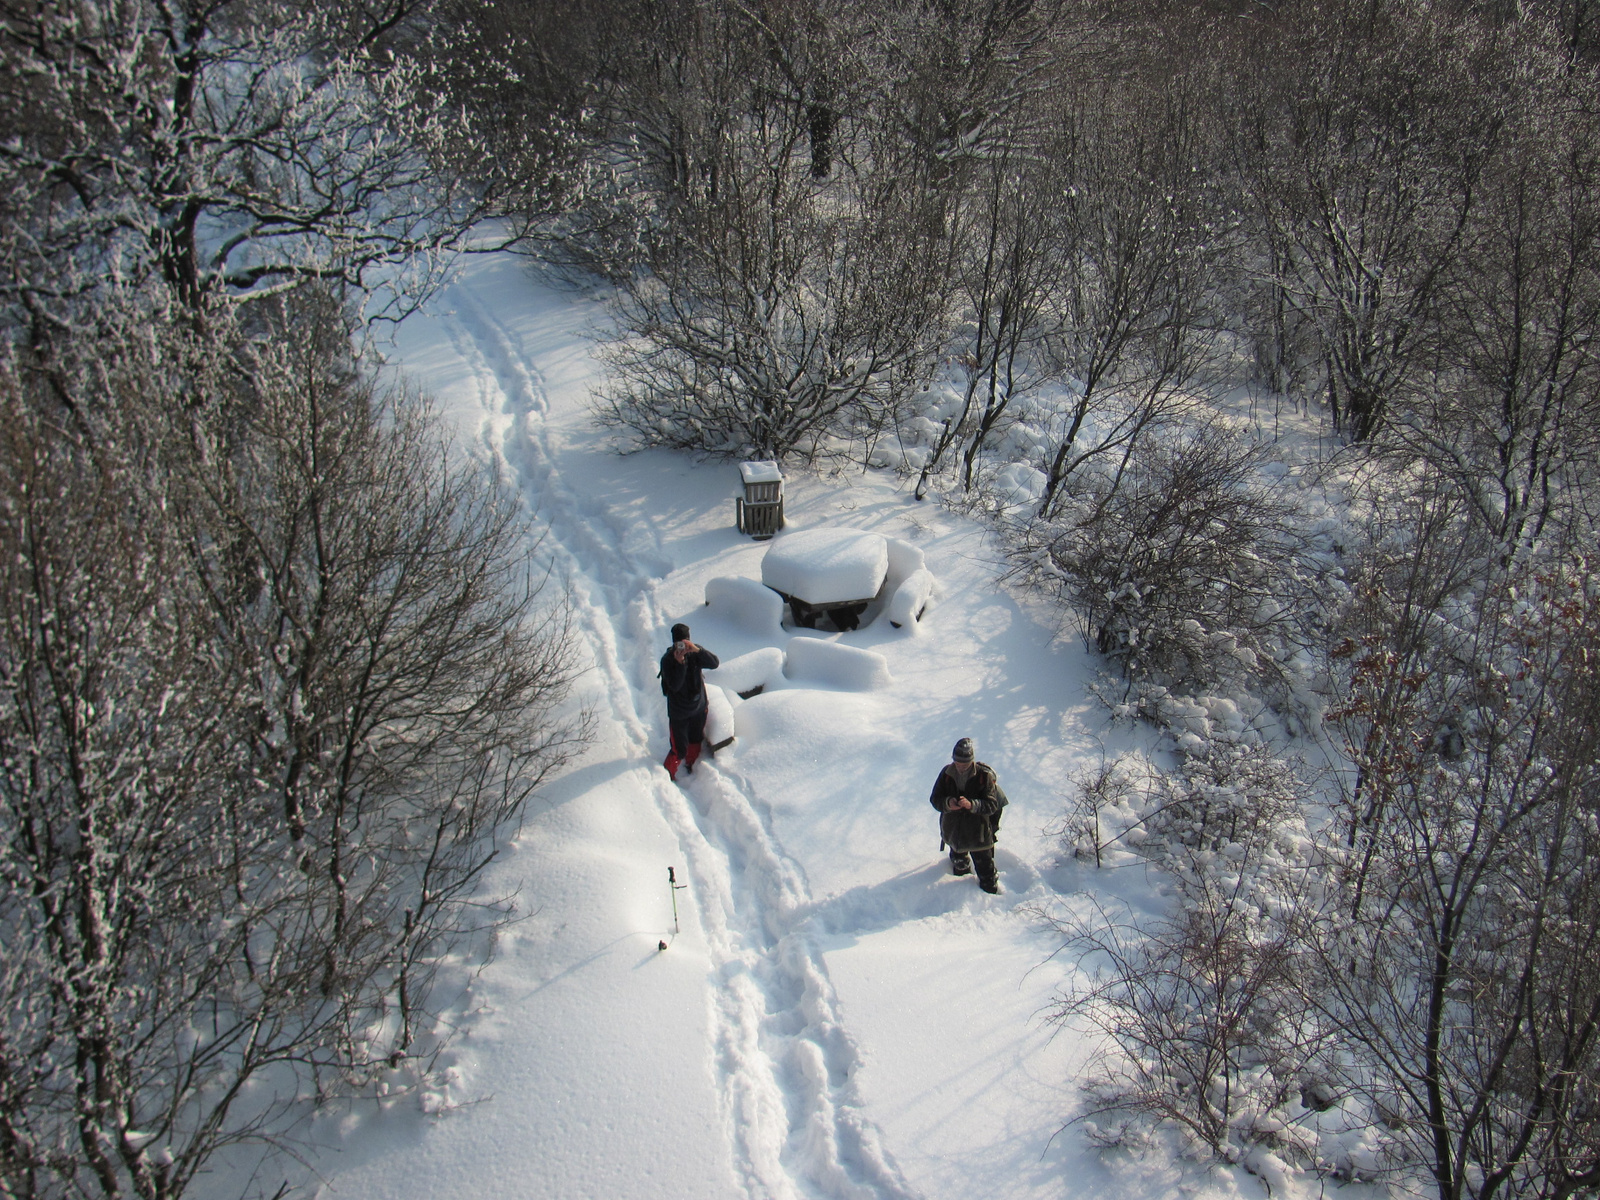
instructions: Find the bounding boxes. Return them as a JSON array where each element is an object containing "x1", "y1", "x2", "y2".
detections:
[
  {"x1": 1401, "y1": 52, "x2": 1600, "y2": 549},
  {"x1": 187, "y1": 292, "x2": 584, "y2": 1070},
  {"x1": 0, "y1": 294, "x2": 582, "y2": 1200},
  {"x1": 913, "y1": 148, "x2": 1069, "y2": 498},
  {"x1": 0, "y1": 0, "x2": 508, "y2": 328},
  {"x1": 1325, "y1": 469, "x2": 1496, "y2": 850},
  {"x1": 584, "y1": 0, "x2": 1091, "y2": 463},
  {"x1": 593, "y1": 48, "x2": 951, "y2": 462},
  {"x1": 1032, "y1": 75, "x2": 1222, "y2": 518},
  {"x1": 1230, "y1": 0, "x2": 1509, "y2": 442},
  {"x1": 882, "y1": 0, "x2": 1068, "y2": 195},
  {"x1": 0, "y1": 342, "x2": 267, "y2": 1200},
  {"x1": 1321, "y1": 526, "x2": 1600, "y2": 1200}
]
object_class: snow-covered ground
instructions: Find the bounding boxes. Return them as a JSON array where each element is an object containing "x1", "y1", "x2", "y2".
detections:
[{"x1": 295, "y1": 252, "x2": 1282, "y2": 1200}]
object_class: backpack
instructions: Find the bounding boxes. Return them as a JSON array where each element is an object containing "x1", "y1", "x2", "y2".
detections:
[
  {"x1": 946, "y1": 762, "x2": 1007, "y2": 832},
  {"x1": 659, "y1": 653, "x2": 705, "y2": 708},
  {"x1": 984, "y1": 765, "x2": 1007, "y2": 833}
]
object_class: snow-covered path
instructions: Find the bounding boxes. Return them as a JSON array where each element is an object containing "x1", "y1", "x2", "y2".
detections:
[
  {"x1": 448, "y1": 264, "x2": 921, "y2": 1199},
  {"x1": 299, "y1": 254, "x2": 1255, "y2": 1200}
]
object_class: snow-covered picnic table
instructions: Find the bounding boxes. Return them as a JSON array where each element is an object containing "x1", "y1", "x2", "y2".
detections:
[{"x1": 760, "y1": 527, "x2": 888, "y2": 630}]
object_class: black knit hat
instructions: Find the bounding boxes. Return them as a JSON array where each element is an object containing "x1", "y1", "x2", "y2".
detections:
[
  {"x1": 671, "y1": 623, "x2": 691, "y2": 642},
  {"x1": 952, "y1": 737, "x2": 975, "y2": 763}
]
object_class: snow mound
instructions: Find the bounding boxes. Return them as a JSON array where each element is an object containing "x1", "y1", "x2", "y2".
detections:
[
  {"x1": 886, "y1": 568, "x2": 937, "y2": 630},
  {"x1": 882, "y1": 536, "x2": 925, "y2": 591},
  {"x1": 705, "y1": 684, "x2": 738, "y2": 747},
  {"x1": 761, "y1": 528, "x2": 888, "y2": 604},
  {"x1": 739, "y1": 460, "x2": 783, "y2": 485},
  {"x1": 992, "y1": 462, "x2": 1047, "y2": 506},
  {"x1": 703, "y1": 575, "x2": 784, "y2": 635},
  {"x1": 732, "y1": 687, "x2": 883, "y2": 752},
  {"x1": 704, "y1": 647, "x2": 786, "y2": 698},
  {"x1": 782, "y1": 637, "x2": 892, "y2": 691}
]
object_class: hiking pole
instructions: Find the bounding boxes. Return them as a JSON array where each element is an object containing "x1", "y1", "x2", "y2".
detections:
[
  {"x1": 660, "y1": 866, "x2": 688, "y2": 951},
  {"x1": 668, "y1": 866, "x2": 686, "y2": 933}
]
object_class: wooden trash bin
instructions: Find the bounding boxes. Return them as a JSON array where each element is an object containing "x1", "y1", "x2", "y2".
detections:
[{"x1": 735, "y1": 460, "x2": 785, "y2": 539}]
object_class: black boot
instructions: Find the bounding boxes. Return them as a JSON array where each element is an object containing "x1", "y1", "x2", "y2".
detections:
[{"x1": 974, "y1": 849, "x2": 999, "y2": 892}]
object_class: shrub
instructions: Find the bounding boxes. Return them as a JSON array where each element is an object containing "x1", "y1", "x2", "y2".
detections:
[{"x1": 1017, "y1": 424, "x2": 1306, "y2": 689}]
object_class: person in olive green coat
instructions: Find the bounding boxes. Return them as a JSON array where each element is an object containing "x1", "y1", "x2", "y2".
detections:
[{"x1": 929, "y1": 737, "x2": 1007, "y2": 894}]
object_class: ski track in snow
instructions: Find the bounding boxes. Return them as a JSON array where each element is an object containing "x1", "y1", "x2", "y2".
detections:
[{"x1": 444, "y1": 284, "x2": 920, "y2": 1200}]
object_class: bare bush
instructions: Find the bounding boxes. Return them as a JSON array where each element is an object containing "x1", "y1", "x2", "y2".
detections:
[
  {"x1": 1155, "y1": 744, "x2": 1307, "y2": 859},
  {"x1": 1059, "y1": 742, "x2": 1307, "y2": 868},
  {"x1": 1049, "y1": 728, "x2": 1325, "y2": 1166},
  {"x1": 1046, "y1": 856, "x2": 1323, "y2": 1163},
  {"x1": 1054, "y1": 755, "x2": 1158, "y2": 868},
  {"x1": 1016, "y1": 423, "x2": 1306, "y2": 690},
  {"x1": 594, "y1": 102, "x2": 948, "y2": 462}
]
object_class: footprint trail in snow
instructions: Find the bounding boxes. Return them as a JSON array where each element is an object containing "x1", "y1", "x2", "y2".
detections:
[{"x1": 440, "y1": 279, "x2": 921, "y2": 1200}]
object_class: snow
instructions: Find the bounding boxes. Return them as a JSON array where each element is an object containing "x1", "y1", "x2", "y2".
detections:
[
  {"x1": 705, "y1": 647, "x2": 787, "y2": 697},
  {"x1": 705, "y1": 575, "x2": 785, "y2": 636},
  {"x1": 273, "y1": 250, "x2": 1311, "y2": 1200},
  {"x1": 780, "y1": 635, "x2": 894, "y2": 691},
  {"x1": 706, "y1": 684, "x2": 739, "y2": 748},
  {"x1": 883, "y1": 536, "x2": 927, "y2": 588},
  {"x1": 761, "y1": 527, "x2": 890, "y2": 604},
  {"x1": 992, "y1": 462, "x2": 1049, "y2": 506},
  {"x1": 740, "y1": 460, "x2": 784, "y2": 486},
  {"x1": 886, "y1": 568, "x2": 938, "y2": 629}
]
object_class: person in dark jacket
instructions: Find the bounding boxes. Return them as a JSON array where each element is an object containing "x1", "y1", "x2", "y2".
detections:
[
  {"x1": 660, "y1": 622, "x2": 719, "y2": 781},
  {"x1": 929, "y1": 737, "x2": 1007, "y2": 894}
]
